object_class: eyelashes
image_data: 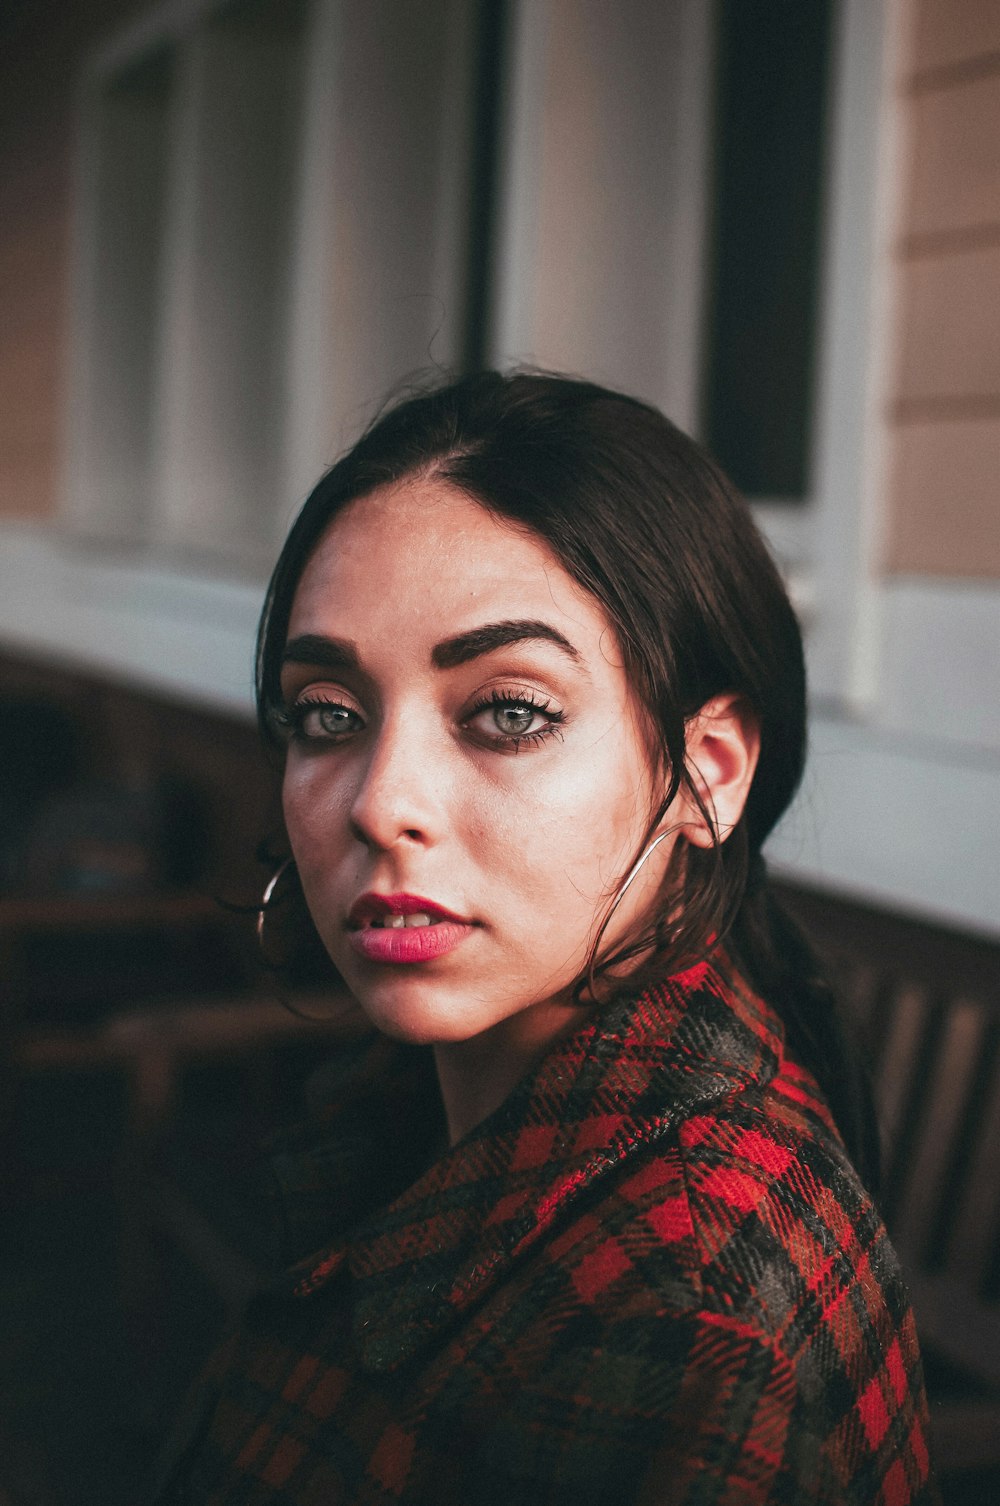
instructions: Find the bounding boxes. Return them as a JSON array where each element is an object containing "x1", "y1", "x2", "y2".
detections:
[
  {"x1": 275, "y1": 685, "x2": 567, "y2": 753},
  {"x1": 464, "y1": 687, "x2": 567, "y2": 751},
  {"x1": 272, "y1": 696, "x2": 363, "y2": 743},
  {"x1": 288, "y1": 698, "x2": 364, "y2": 740}
]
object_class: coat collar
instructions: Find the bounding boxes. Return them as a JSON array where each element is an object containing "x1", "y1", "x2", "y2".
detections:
[{"x1": 261, "y1": 955, "x2": 784, "y2": 1373}]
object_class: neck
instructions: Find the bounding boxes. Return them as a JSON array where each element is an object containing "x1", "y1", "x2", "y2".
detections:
[{"x1": 433, "y1": 994, "x2": 589, "y2": 1145}]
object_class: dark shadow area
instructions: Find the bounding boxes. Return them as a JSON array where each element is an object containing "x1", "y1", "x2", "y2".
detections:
[
  {"x1": 779, "y1": 883, "x2": 1000, "y2": 1505},
  {"x1": 0, "y1": 654, "x2": 357, "y2": 1503},
  {"x1": 1, "y1": 1040, "x2": 344, "y2": 1505}
]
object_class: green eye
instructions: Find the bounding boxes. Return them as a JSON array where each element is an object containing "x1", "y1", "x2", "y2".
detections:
[
  {"x1": 493, "y1": 703, "x2": 537, "y2": 735},
  {"x1": 290, "y1": 700, "x2": 364, "y2": 740},
  {"x1": 465, "y1": 689, "x2": 566, "y2": 750},
  {"x1": 316, "y1": 706, "x2": 357, "y2": 734}
]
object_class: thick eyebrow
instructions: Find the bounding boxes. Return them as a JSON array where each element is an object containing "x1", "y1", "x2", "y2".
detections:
[
  {"x1": 281, "y1": 619, "x2": 584, "y2": 677},
  {"x1": 431, "y1": 619, "x2": 583, "y2": 670},
  {"x1": 282, "y1": 634, "x2": 359, "y2": 672}
]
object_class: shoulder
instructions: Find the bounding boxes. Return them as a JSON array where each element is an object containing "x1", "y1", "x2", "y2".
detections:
[
  {"x1": 538, "y1": 1036, "x2": 917, "y2": 1356},
  {"x1": 570, "y1": 1067, "x2": 911, "y2": 1354},
  {"x1": 522, "y1": 1094, "x2": 932, "y2": 1502},
  {"x1": 530, "y1": 963, "x2": 906, "y2": 1353},
  {"x1": 677, "y1": 1086, "x2": 885, "y2": 1329}
]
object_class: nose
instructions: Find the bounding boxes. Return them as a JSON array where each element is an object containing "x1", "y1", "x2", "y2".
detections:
[{"x1": 348, "y1": 710, "x2": 448, "y2": 852}]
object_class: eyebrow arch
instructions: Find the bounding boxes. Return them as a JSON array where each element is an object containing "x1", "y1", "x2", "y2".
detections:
[
  {"x1": 282, "y1": 634, "x2": 359, "y2": 671},
  {"x1": 432, "y1": 619, "x2": 583, "y2": 670},
  {"x1": 281, "y1": 620, "x2": 584, "y2": 675}
]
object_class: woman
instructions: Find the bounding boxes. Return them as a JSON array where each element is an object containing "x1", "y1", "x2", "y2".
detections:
[{"x1": 157, "y1": 372, "x2": 936, "y2": 1504}]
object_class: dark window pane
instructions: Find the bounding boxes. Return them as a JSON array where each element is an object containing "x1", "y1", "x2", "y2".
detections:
[
  {"x1": 463, "y1": 0, "x2": 509, "y2": 373},
  {"x1": 701, "y1": 0, "x2": 834, "y2": 499}
]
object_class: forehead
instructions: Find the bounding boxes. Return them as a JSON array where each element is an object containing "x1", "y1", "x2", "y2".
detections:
[{"x1": 287, "y1": 477, "x2": 615, "y2": 652}]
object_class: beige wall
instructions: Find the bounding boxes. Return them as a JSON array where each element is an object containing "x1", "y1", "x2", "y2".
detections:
[
  {"x1": 0, "y1": 3, "x2": 143, "y2": 521},
  {"x1": 885, "y1": 0, "x2": 1000, "y2": 576}
]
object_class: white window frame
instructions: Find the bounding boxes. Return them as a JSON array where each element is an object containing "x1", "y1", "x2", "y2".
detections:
[{"x1": 490, "y1": 0, "x2": 890, "y2": 703}]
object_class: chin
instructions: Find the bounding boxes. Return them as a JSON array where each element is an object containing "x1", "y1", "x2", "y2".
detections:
[{"x1": 349, "y1": 978, "x2": 497, "y2": 1048}]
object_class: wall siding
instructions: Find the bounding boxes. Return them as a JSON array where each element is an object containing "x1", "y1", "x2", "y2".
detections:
[
  {"x1": 908, "y1": 0, "x2": 1000, "y2": 78},
  {"x1": 896, "y1": 243, "x2": 1000, "y2": 406},
  {"x1": 888, "y1": 417, "x2": 1000, "y2": 574},
  {"x1": 886, "y1": 0, "x2": 1000, "y2": 575}
]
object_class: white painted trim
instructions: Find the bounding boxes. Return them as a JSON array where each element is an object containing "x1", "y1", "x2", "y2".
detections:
[
  {"x1": 280, "y1": 0, "x2": 340, "y2": 531},
  {"x1": 286, "y1": 0, "x2": 474, "y2": 455},
  {"x1": 770, "y1": 565, "x2": 1000, "y2": 934},
  {"x1": 490, "y1": 0, "x2": 723, "y2": 412},
  {"x1": 877, "y1": 578, "x2": 1000, "y2": 753},
  {"x1": 61, "y1": 73, "x2": 106, "y2": 531},
  {"x1": 749, "y1": 502, "x2": 818, "y2": 627},
  {"x1": 152, "y1": 14, "x2": 307, "y2": 567},
  {"x1": 489, "y1": 0, "x2": 551, "y2": 363},
  {"x1": 0, "y1": 524, "x2": 261, "y2": 716},
  {"x1": 149, "y1": 26, "x2": 204, "y2": 546},
  {"x1": 767, "y1": 711, "x2": 1000, "y2": 940},
  {"x1": 808, "y1": 0, "x2": 907, "y2": 705},
  {"x1": 62, "y1": 56, "x2": 177, "y2": 544}
]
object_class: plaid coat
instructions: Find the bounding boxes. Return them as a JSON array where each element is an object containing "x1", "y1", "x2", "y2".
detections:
[{"x1": 155, "y1": 956, "x2": 937, "y2": 1505}]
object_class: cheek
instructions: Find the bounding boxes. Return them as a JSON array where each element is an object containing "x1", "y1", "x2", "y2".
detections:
[
  {"x1": 479, "y1": 737, "x2": 651, "y2": 917},
  {"x1": 541, "y1": 730, "x2": 650, "y2": 845},
  {"x1": 281, "y1": 759, "x2": 350, "y2": 866}
]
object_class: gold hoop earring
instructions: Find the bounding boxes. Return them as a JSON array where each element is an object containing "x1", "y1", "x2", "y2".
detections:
[
  {"x1": 604, "y1": 823, "x2": 686, "y2": 928},
  {"x1": 256, "y1": 856, "x2": 296, "y2": 960},
  {"x1": 579, "y1": 823, "x2": 689, "y2": 1004},
  {"x1": 255, "y1": 858, "x2": 354, "y2": 1024}
]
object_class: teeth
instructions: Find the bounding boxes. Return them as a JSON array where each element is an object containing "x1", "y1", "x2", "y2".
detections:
[{"x1": 369, "y1": 912, "x2": 438, "y2": 929}]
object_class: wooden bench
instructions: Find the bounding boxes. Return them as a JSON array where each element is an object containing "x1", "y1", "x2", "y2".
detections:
[{"x1": 778, "y1": 883, "x2": 1000, "y2": 1478}]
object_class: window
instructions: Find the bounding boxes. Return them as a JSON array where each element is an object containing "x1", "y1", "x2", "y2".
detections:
[
  {"x1": 700, "y1": 0, "x2": 834, "y2": 502},
  {"x1": 63, "y1": 0, "x2": 478, "y2": 571}
]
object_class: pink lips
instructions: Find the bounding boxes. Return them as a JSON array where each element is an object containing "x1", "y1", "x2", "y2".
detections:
[{"x1": 346, "y1": 892, "x2": 476, "y2": 965}]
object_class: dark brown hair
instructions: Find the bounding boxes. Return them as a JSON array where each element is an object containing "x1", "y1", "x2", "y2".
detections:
[{"x1": 256, "y1": 371, "x2": 878, "y2": 1187}]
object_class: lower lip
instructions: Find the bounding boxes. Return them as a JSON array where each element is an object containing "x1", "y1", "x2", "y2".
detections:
[{"x1": 347, "y1": 921, "x2": 475, "y2": 964}]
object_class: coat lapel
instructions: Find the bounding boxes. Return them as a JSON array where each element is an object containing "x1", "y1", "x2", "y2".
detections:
[{"x1": 272, "y1": 956, "x2": 784, "y2": 1374}]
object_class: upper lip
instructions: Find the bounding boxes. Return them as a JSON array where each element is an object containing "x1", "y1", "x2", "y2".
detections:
[{"x1": 347, "y1": 892, "x2": 472, "y2": 928}]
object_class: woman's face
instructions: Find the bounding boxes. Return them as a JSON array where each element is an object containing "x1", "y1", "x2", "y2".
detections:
[{"x1": 279, "y1": 476, "x2": 677, "y2": 1053}]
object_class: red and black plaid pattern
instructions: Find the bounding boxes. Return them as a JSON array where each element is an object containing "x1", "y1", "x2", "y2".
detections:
[{"x1": 155, "y1": 957, "x2": 938, "y2": 1504}]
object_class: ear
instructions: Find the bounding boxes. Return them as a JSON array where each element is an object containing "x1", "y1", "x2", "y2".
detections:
[{"x1": 678, "y1": 693, "x2": 761, "y2": 850}]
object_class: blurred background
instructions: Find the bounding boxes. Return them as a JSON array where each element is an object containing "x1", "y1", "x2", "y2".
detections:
[{"x1": 0, "y1": 1, "x2": 997, "y2": 1501}]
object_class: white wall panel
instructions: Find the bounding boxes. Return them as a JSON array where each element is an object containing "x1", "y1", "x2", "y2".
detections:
[
  {"x1": 153, "y1": 4, "x2": 306, "y2": 565},
  {"x1": 491, "y1": 0, "x2": 712, "y2": 429},
  {"x1": 767, "y1": 711, "x2": 999, "y2": 938},
  {"x1": 281, "y1": 0, "x2": 477, "y2": 511}
]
